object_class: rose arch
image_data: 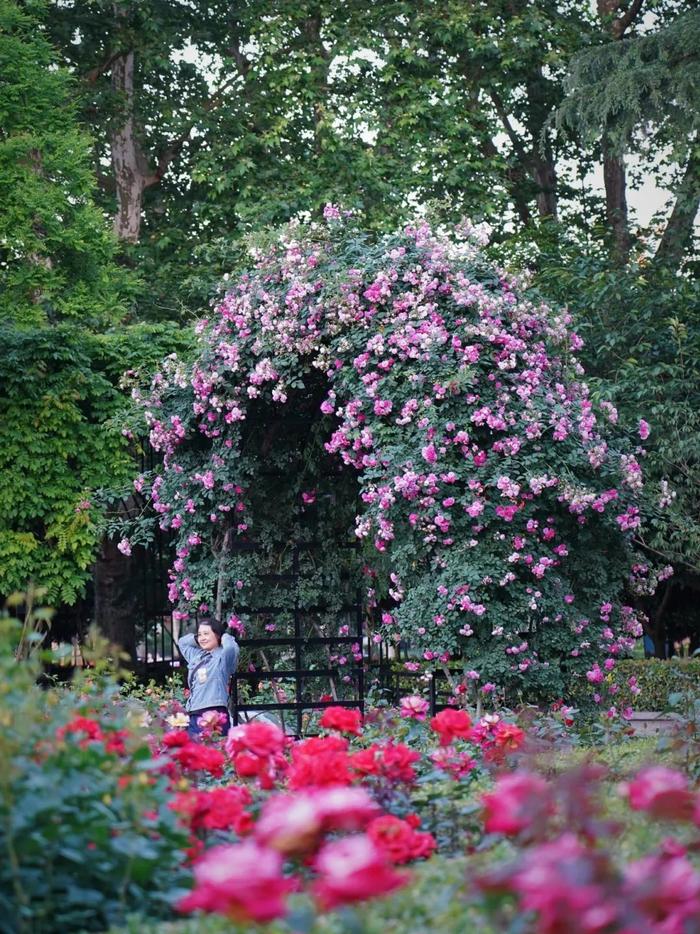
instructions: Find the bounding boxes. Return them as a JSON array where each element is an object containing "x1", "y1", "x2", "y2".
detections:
[{"x1": 122, "y1": 210, "x2": 652, "y2": 704}]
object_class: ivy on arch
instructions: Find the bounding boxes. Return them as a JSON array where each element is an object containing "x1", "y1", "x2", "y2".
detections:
[{"x1": 116, "y1": 210, "x2": 659, "y2": 703}]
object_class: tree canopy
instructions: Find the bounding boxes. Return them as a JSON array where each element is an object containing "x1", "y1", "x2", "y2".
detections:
[
  {"x1": 0, "y1": 0, "x2": 186, "y2": 602},
  {"x1": 42, "y1": 0, "x2": 698, "y2": 317}
]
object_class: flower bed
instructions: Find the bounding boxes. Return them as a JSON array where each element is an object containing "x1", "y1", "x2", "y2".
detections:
[{"x1": 3, "y1": 610, "x2": 700, "y2": 934}]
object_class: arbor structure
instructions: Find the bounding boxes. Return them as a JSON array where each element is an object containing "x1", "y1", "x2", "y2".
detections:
[
  {"x1": 117, "y1": 213, "x2": 658, "y2": 702},
  {"x1": 2, "y1": 0, "x2": 696, "y2": 651}
]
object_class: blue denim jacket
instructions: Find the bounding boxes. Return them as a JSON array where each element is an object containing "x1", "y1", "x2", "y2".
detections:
[{"x1": 177, "y1": 632, "x2": 239, "y2": 712}]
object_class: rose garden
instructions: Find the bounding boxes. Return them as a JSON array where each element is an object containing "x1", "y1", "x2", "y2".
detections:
[
  {"x1": 3, "y1": 212, "x2": 699, "y2": 934},
  {"x1": 2, "y1": 3, "x2": 700, "y2": 933}
]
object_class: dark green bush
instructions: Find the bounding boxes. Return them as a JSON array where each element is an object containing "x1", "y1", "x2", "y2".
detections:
[
  {"x1": 0, "y1": 612, "x2": 191, "y2": 934},
  {"x1": 614, "y1": 658, "x2": 700, "y2": 712}
]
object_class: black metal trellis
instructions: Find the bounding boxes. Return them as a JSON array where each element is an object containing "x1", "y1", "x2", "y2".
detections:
[
  {"x1": 369, "y1": 640, "x2": 465, "y2": 714},
  {"x1": 130, "y1": 535, "x2": 465, "y2": 729},
  {"x1": 134, "y1": 525, "x2": 177, "y2": 680},
  {"x1": 230, "y1": 541, "x2": 366, "y2": 736},
  {"x1": 130, "y1": 536, "x2": 367, "y2": 735}
]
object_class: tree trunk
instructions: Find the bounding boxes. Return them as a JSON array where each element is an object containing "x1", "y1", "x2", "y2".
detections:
[
  {"x1": 602, "y1": 135, "x2": 631, "y2": 264},
  {"x1": 596, "y1": 1, "x2": 645, "y2": 266},
  {"x1": 111, "y1": 49, "x2": 147, "y2": 243},
  {"x1": 524, "y1": 70, "x2": 558, "y2": 220},
  {"x1": 654, "y1": 145, "x2": 700, "y2": 270},
  {"x1": 532, "y1": 149, "x2": 558, "y2": 219},
  {"x1": 639, "y1": 579, "x2": 674, "y2": 659},
  {"x1": 93, "y1": 537, "x2": 138, "y2": 663}
]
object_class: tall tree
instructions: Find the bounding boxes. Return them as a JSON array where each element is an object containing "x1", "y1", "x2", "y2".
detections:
[
  {"x1": 43, "y1": 0, "x2": 699, "y2": 314},
  {"x1": 0, "y1": 0, "x2": 186, "y2": 614},
  {"x1": 0, "y1": 0, "x2": 132, "y2": 326},
  {"x1": 44, "y1": 0, "x2": 598, "y2": 318},
  {"x1": 559, "y1": 2, "x2": 700, "y2": 269}
]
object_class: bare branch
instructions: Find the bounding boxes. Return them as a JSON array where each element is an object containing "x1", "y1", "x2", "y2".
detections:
[
  {"x1": 488, "y1": 89, "x2": 529, "y2": 163},
  {"x1": 84, "y1": 49, "x2": 124, "y2": 84},
  {"x1": 612, "y1": 0, "x2": 645, "y2": 38}
]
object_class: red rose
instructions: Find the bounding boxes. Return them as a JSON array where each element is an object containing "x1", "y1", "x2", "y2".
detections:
[
  {"x1": 162, "y1": 730, "x2": 191, "y2": 748},
  {"x1": 430, "y1": 708, "x2": 472, "y2": 745},
  {"x1": 493, "y1": 722, "x2": 525, "y2": 751},
  {"x1": 171, "y1": 742, "x2": 226, "y2": 777},
  {"x1": 170, "y1": 786, "x2": 253, "y2": 835},
  {"x1": 56, "y1": 716, "x2": 104, "y2": 745},
  {"x1": 177, "y1": 842, "x2": 295, "y2": 923},
  {"x1": 319, "y1": 706, "x2": 363, "y2": 736},
  {"x1": 225, "y1": 721, "x2": 286, "y2": 758},
  {"x1": 296, "y1": 735, "x2": 349, "y2": 756},
  {"x1": 367, "y1": 815, "x2": 437, "y2": 864},
  {"x1": 380, "y1": 743, "x2": 421, "y2": 784},
  {"x1": 104, "y1": 729, "x2": 129, "y2": 755},
  {"x1": 349, "y1": 747, "x2": 380, "y2": 777},
  {"x1": 287, "y1": 750, "x2": 352, "y2": 789}
]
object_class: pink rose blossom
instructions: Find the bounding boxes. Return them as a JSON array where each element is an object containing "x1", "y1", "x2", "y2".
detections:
[
  {"x1": 312, "y1": 835, "x2": 408, "y2": 909},
  {"x1": 399, "y1": 695, "x2": 430, "y2": 721}
]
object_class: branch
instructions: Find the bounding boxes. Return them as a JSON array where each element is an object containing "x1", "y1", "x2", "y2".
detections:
[
  {"x1": 215, "y1": 527, "x2": 233, "y2": 623},
  {"x1": 653, "y1": 144, "x2": 700, "y2": 271},
  {"x1": 633, "y1": 534, "x2": 700, "y2": 575},
  {"x1": 488, "y1": 89, "x2": 530, "y2": 164},
  {"x1": 303, "y1": 12, "x2": 331, "y2": 59},
  {"x1": 143, "y1": 75, "x2": 241, "y2": 189},
  {"x1": 228, "y1": 33, "x2": 251, "y2": 77},
  {"x1": 612, "y1": 0, "x2": 645, "y2": 38},
  {"x1": 84, "y1": 49, "x2": 125, "y2": 84}
]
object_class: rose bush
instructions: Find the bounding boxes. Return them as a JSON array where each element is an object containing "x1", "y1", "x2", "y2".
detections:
[
  {"x1": 114, "y1": 211, "x2": 658, "y2": 703},
  {"x1": 0, "y1": 615, "x2": 191, "y2": 933},
  {"x1": 4, "y1": 600, "x2": 698, "y2": 934},
  {"x1": 119, "y1": 692, "x2": 700, "y2": 934},
  {"x1": 472, "y1": 762, "x2": 700, "y2": 934}
]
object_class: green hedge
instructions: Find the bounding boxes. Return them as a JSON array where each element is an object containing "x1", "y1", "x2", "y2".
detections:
[{"x1": 614, "y1": 658, "x2": 700, "y2": 712}]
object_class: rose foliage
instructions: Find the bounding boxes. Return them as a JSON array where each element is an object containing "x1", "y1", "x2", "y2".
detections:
[
  {"x1": 122, "y1": 212, "x2": 656, "y2": 701},
  {"x1": 4, "y1": 600, "x2": 700, "y2": 934}
]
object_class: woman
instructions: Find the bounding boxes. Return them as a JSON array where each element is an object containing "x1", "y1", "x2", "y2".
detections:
[{"x1": 177, "y1": 619, "x2": 239, "y2": 737}]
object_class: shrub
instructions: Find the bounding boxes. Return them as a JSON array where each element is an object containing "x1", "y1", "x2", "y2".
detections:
[
  {"x1": 113, "y1": 213, "x2": 659, "y2": 704},
  {"x1": 0, "y1": 613, "x2": 191, "y2": 933},
  {"x1": 613, "y1": 658, "x2": 700, "y2": 712}
]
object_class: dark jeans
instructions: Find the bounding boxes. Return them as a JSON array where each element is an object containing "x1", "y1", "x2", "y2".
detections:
[{"x1": 188, "y1": 706, "x2": 231, "y2": 738}]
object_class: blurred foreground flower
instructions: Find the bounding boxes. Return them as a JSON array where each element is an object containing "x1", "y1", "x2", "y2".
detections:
[{"x1": 177, "y1": 842, "x2": 295, "y2": 923}]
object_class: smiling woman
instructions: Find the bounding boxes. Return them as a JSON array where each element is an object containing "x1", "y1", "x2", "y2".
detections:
[{"x1": 177, "y1": 620, "x2": 239, "y2": 737}]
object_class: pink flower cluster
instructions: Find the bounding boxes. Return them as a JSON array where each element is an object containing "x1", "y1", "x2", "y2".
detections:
[
  {"x1": 132, "y1": 213, "x2": 653, "y2": 699},
  {"x1": 476, "y1": 763, "x2": 700, "y2": 933},
  {"x1": 173, "y1": 712, "x2": 456, "y2": 924}
]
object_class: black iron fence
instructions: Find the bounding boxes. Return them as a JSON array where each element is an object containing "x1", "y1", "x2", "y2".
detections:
[
  {"x1": 129, "y1": 538, "x2": 464, "y2": 733},
  {"x1": 229, "y1": 541, "x2": 365, "y2": 736}
]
